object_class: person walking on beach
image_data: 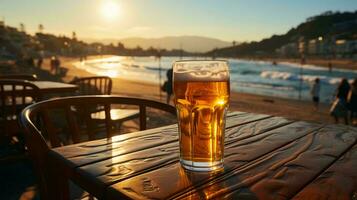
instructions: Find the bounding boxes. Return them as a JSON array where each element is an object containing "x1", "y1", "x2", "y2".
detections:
[
  {"x1": 56, "y1": 57, "x2": 61, "y2": 74},
  {"x1": 37, "y1": 57, "x2": 43, "y2": 68},
  {"x1": 348, "y1": 78, "x2": 357, "y2": 125},
  {"x1": 310, "y1": 78, "x2": 320, "y2": 110},
  {"x1": 50, "y1": 56, "x2": 56, "y2": 73},
  {"x1": 330, "y1": 78, "x2": 350, "y2": 124},
  {"x1": 328, "y1": 61, "x2": 332, "y2": 73},
  {"x1": 165, "y1": 68, "x2": 173, "y2": 104}
]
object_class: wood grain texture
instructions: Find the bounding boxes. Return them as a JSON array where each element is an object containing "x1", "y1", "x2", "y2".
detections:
[
  {"x1": 51, "y1": 125, "x2": 179, "y2": 167},
  {"x1": 48, "y1": 111, "x2": 271, "y2": 198},
  {"x1": 71, "y1": 117, "x2": 290, "y2": 198},
  {"x1": 225, "y1": 112, "x2": 270, "y2": 128},
  {"x1": 49, "y1": 111, "x2": 357, "y2": 200},
  {"x1": 174, "y1": 124, "x2": 357, "y2": 200},
  {"x1": 22, "y1": 95, "x2": 177, "y2": 200},
  {"x1": 51, "y1": 112, "x2": 266, "y2": 167},
  {"x1": 293, "y1": 126, "x2": 357, "y2": 200},
  {"x1": 107, "y1": 121, "x2": 321, "y2": 200}
]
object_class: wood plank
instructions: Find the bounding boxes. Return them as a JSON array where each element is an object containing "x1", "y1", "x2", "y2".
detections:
[
  {"x1": 50, "y1": 125, "x2": 179, "y2": 167},
  {"x1": 73, "y1": 142, "x2": 179, "y2": 198},
  {"x1": 293, "y1": 133, "x2": 357, "y2": 200},
  {"x1": 72, "y1": 117, "x2": 291, "y2": 198},
  {"x1": 3, "y1": 81, "x2": 78, "y2": 95},
  {"x1": 172, "y1": 125, "x2": 357, "y2": 200},
  {"x1": 106, "y1": 121, "x2": 321, "y2": 200},
  {"x1": 51, "y1": 112, "x2": 269, "y2": 167},
  {"x1": 30, "y1": 81, "x2": 78, "y2": 93},
  {"x1": 225, "y1": 112, "x2": 269, "y2": 128},
  {"x1": 225, "y1": 116, "x2": 291, "y2": 145}
]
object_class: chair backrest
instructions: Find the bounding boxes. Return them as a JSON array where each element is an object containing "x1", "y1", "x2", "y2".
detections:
[
  {"x1": 0, "y1": 79, "x2": 40, "y2": 136},
  {"x1": 20, "y1": 95, "x2": 176, "y2": 199},
  {"x1": 70, "y1": 76, "x2": 112, "y2": 95},
  {"x1": 0, "y1": 74, "x2": 38, "y2": 81}
]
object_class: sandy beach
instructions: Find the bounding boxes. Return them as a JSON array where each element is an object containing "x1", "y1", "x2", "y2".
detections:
[
  {"x1": 0, "y1": 55, "x2": 337, "y2": 124},
  {"x1": 39, "y1": 55, "x2": 333, "y2": 124}
]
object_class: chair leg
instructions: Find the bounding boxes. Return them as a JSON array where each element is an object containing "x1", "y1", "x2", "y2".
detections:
[{"x1": 47, "y1": 154, "x2": 70, "y2": 200}]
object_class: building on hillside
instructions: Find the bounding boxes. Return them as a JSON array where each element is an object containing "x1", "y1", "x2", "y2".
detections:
[
  {"x1": 298, "y1": 40, "x2": 308, "y2": 55},
  {"x1": 335, "y1": 39, "x2": 357, "y2": 58},
  {"x1": 306, "y1": 37, "x2": 330, "y2": 56},
  {"x1": 308, "y1": 39, "x2": 317, "y2": 55},
  {"x1": 276, "y1": 42, "x2": 298, "y2": 57}
]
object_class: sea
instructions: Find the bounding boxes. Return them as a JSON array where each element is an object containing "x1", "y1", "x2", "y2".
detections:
[{"x1": 74, "y1": 56, "x2": 357, "y2": 103}]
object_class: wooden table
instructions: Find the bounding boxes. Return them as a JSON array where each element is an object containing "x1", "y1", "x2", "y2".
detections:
[
  {"x1": 3, "y1": 81, "x2": 78, "y2": 96},
  {"x1": 48, "y1": 111, "x2": 357, "y2": 200},
  {"x1": 29, "y1": 81, "x2": 78, "y2": 95}
]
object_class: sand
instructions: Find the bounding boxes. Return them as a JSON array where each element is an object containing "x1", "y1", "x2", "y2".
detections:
[
  {"x1": 0, "y1": 55, "x2": 338, "y2": 124},
  {"x1": 42, "y1": 56, "x2": 334, "y2": 125}
]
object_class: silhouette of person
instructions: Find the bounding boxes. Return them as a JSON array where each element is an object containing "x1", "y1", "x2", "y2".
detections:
[
  {"x1": 310, "y1": 78, "x2": 320, "y2": 110},
  {"x1": 54, "y1": 56, "x2": 61, "y2": 75},
  {"x1": 50, "y1": 56, "x2": 56, "y2": 73},
  {"x1": 328, "y1": 61, "x2": 332, "y2": 73},
  {"x1": 331, "y1": 78, "x2": 350, "y2": 124},
  {"x1": 165, "y1": 68, "x2": 173, "y2": 104},
  {"x1": 27, "y1": 57, "x2": 34, "y2": 67},
  {"x1": 37, "y1": 57, "x2": 43, "y2": 68},
  {"x1": 300, "y1": 56, "x2": 306, "y2": 65},
  {"x1": 348, "y1": 78, "x2": 357, "y2": 125}
]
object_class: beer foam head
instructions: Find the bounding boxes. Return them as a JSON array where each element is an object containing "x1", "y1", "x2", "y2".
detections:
[{"x1": 173, "y1": 60, "x2": 229, "y2": 81}]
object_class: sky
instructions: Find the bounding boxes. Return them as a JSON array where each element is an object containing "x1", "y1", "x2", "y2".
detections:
[{"x1": 1, "y1": 0, "x2": 356, "y2": 42}]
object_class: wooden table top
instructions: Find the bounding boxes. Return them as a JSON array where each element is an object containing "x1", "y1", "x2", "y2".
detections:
[
  {"x1": 3, "y1": 81, "x2": 78, "y2": 94},
  {"x1": 48, "y1": 111, "x2": 357, "y2": 200},
  {"x1": 29, "y1": 81, "x2": 78, "y2": 94}
]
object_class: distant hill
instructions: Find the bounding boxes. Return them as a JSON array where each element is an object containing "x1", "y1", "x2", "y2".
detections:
[
  {"x1": 85, "y1": 36, "x2": 232, "y2": 52},
  {"x1": 0, "y1": 24, "x2": 199, "y2": 59},
  {"x1": 210, "y1": 11, "x2": 357, "y2": 57}
]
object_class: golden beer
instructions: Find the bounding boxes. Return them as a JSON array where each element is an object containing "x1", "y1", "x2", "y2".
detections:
[{"x1": 173, "y1": 60, "x2": 230, "y2": 171}]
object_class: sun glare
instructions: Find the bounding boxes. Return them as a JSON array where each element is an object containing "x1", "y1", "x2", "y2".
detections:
[{"x1": 101, "y1": 1, "x2": 120, "y2": 21}]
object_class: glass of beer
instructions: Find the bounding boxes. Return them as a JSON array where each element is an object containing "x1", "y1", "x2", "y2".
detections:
[{"x1": 173, "y1": 60, "x2": 230, "y2": 171}]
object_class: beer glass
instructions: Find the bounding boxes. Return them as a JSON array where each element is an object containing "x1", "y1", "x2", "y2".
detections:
[{"x1": 173, "y1": 60, "x2": 230, "y2": 171}]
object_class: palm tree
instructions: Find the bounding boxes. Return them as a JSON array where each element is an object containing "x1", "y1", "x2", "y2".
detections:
[
  {"x1": 19, "y1": 23, "x2": 25, "y2": 32},
  {"x1": 72, "y1": 31, "x2": 77, "y2": 40},
  {"x1": 38, "y1": 24, "x2": 44, "y2": 33}
]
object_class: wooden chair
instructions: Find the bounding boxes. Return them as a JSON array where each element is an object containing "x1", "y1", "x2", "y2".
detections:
[
  {"x1": 70, "y1": 76, "x2": 139, "y2": 130},
  {"x1": 70, "y1": 76, "x2": 112, "y2": 95},
  {"x1": 20, "y1": 95, "x2": 176, "y2": 199},
  {"x1": 0, "y1": 74, "x2": 38, "y2": 81},
  {"x1": 0, "y1": 79, "x2": 40, "y2": 138}
]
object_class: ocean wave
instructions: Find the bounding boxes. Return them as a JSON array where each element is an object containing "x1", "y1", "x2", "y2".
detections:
[
  {"x1": 278, "y1": 61, "x2": 357, "y2": 73},
  {"x1": 233, "y1": 81, "x2": 295, "y2": 91},
  {"x1": 260, "y1": 70, "x2": 353, "y2": 85}
]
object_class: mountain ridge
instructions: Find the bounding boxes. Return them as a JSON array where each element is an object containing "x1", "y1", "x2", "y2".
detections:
[
  {"x1": 209, "y1": 11, "x2": 357, "y2": 57},
  {"x1": 83, "y1": 35, "x2": 232, "y2": 52}
]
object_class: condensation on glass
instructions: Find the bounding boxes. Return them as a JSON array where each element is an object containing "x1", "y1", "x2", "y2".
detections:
[{"x1": 173, "y1": 60, "x2": 230, "y2": 171}]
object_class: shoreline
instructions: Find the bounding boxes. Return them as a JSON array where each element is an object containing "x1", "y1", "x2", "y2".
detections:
[
  {"x1": 258, "y1": 57, "x2": 357, "y2": 71},
  {"x1": 0, "y1": 55, "x2": 336, "y2": 124},
  {"x1": 58, "y1": 55, "x2": 334, "y2": 124}
]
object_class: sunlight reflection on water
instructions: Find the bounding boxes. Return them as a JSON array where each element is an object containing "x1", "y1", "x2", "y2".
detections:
[{"x1": 74, "y1": 56, "x2": 357, "y2": 103}]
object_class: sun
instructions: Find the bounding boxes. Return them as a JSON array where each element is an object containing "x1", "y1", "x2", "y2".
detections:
[{"x1": 100, "y1": 1, "x2": 120, "y2": 21}]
